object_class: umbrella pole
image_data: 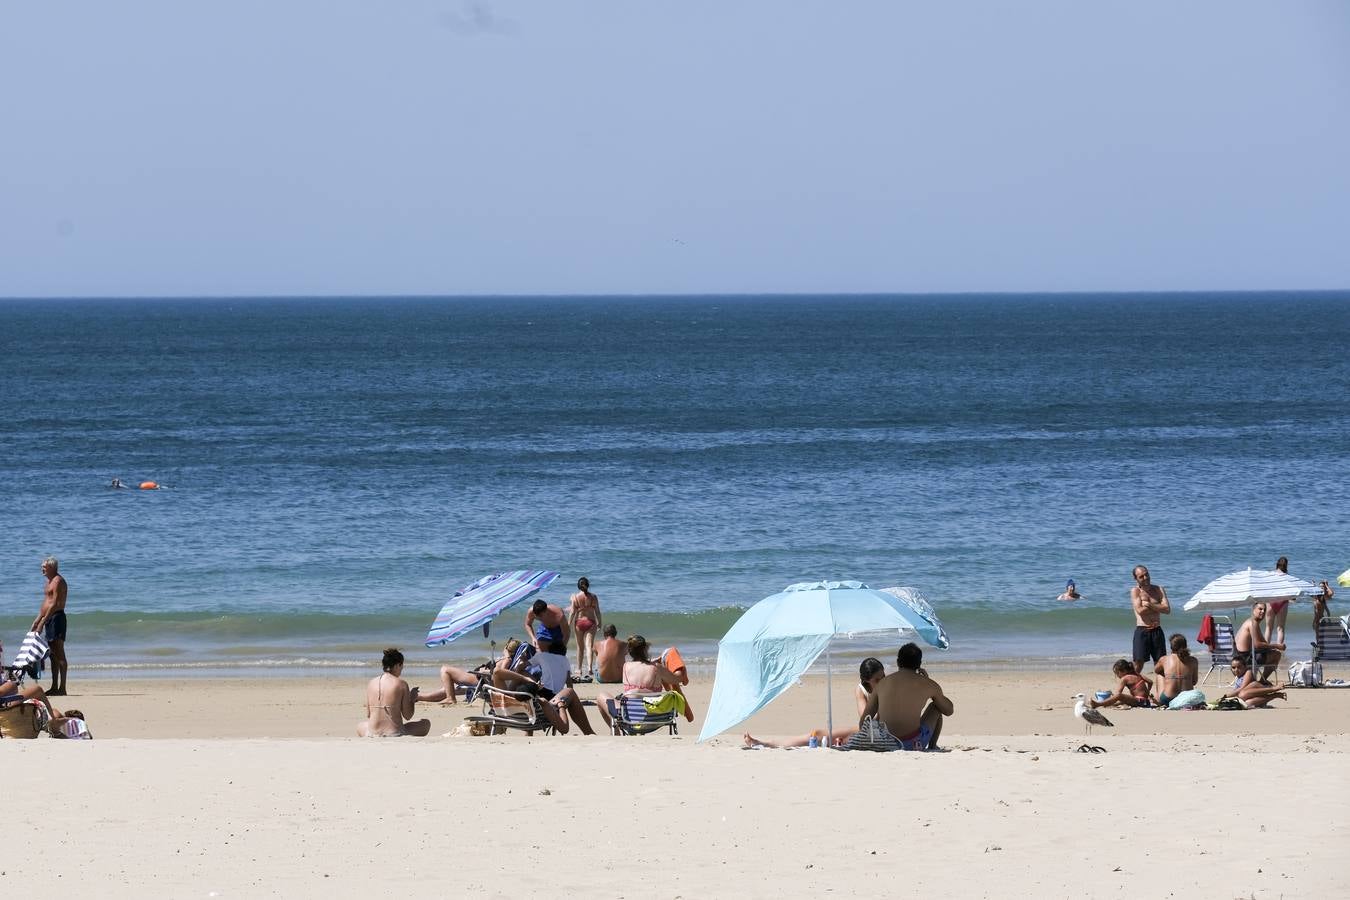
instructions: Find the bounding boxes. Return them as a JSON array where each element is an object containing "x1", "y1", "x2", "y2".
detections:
[{"x1": 825, "y1": 640, "x2": 833, "y2": 744}]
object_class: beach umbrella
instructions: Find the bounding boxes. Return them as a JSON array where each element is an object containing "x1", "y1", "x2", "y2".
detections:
[
  {"x1": 1182, "y1": 567, "x2": 1318, "y2": 674},
  {"x1": 697, "y1": 580, "x2": 949, "y2": 743},
  {"x1": 425, "y1": 569, "x2": 560, "y2": 647},
  {"x1": 1339, "y1": 568, "x2": 1350, "y2": 589},
  {"x1": 1181, "y1": 568, "x2": 1318, "y2": 612}
]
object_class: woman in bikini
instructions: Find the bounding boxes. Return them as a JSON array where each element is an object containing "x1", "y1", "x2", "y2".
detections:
[
  {"x1": 568, "y1": 576, "x2": 603, "y2": 681},
  {"x1": 357, "y1": 648, "x2": 432, "y2": 737},
  {"x1": 1265, "y1": 556, "x2": 1293, "y2": 647},
  {"x1": 1089, "y1": 659, "x2": 1154, "y2": 709},
  {"x1": 1153, "y1": 633, "x2": 1199, "y2": 706},
  {"x1": 595, "y1": 635, "x2": 681, "y2": 730},
  {"x1": 743, "y1": 657, "x2": 886, "y2": 749}
]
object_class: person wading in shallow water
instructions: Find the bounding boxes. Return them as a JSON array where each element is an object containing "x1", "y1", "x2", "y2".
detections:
[
  {"x1": 568, "y1": 576, "x2": 602, "y2": 681},
  {"x1": 32, "y1": 557, "x2": 69, "y2": 696}
]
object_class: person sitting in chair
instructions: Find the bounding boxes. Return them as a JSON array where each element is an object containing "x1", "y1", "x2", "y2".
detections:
[
  {"x1": 595, "y1": 635, "x2": 683, "y2": 730},
  {"x1": 1235, "y1": 603, "x2": 1284, "y2": 683},
  {"x1": 516, "y1": 636, "x2": 596, "y2": 735}
]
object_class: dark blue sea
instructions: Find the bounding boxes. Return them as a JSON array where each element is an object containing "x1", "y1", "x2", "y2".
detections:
[{"x1": 2, "y1": 293, "x2": 1347, "y2": 675}]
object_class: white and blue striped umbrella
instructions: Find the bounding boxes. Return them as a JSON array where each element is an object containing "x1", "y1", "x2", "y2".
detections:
[
  {"x1": 1182, "y1": 568, "x2": 1319, "y2": 612},
  {"x1": 425, "y1": 569, "x2": 560, "y2": 647}
]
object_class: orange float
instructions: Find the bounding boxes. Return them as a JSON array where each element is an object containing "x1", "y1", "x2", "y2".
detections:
[{"x1": 139, "y1": 481, "x2": 159, "y2": 490}]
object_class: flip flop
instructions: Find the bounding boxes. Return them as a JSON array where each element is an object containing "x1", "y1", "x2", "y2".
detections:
[{"x1": 1076, "y1": 744, "x2": 1108, "y2": 754}]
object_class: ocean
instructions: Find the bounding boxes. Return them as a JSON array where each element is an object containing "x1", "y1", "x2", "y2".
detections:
[{"x1": 2, "y1": 293, "x2": 1347, "y2": 676}]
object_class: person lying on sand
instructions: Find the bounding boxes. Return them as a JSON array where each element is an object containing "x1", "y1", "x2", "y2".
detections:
[
  {"x1": 1153, "y1": 633, "x2": 1199, "y2": 706},
  {"x1": 1089, "y1": 659, "x2": 1154, "y2": 709},
  {"x1": 861, "y1": 643, "x2": 953, "y2": 751},
  {"x1": 1222, "y1": 656, "x2": 1286, "y2": 709},
  {"x1": 357, "y1": 648, "x2": 431, "y2": 737},
  {"x1": 744, "y1": 657, "x2": 885, "y2": 749}
]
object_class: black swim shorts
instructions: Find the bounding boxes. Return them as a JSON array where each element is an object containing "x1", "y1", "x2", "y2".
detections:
[
  {"x1": 43, "y1": 611, "x2": 68, "y2": 643},
  {"x1": 1132, "y1": 625, "x2": 1165, "y2": 665}
]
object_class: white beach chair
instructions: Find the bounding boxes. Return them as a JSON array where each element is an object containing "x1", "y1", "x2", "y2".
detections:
[{"x1": 1199, "y1": 619, "x2": 1235, "y2": 686}]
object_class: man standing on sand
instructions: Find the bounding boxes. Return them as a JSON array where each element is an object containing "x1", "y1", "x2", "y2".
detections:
[
  {"x1": 1130, "y1": 565, "x2": 1170, "y2": 675},
  {"x1": 860, "y1": 642, "x2": 953, "y2": 751},
  {"x1": 525, "y1": 598, "x2": 570, "y2": 654},
  {"x1": 31, "y1": 557, "x2": 69, "y2": 696}
]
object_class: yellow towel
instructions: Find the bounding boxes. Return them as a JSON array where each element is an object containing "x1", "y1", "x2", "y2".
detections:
[{"x1": 641, "y1": 691, "x2": 687, "y2": 716}]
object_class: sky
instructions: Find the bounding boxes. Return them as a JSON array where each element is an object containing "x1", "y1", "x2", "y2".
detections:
[{"x1": 2, "y1": 1, "x2": 1349, "y2": 297}]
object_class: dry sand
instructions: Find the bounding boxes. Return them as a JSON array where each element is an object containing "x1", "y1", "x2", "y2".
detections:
[{"x1": 4, "y1": 665, "x2": 1348, "y2": 898}]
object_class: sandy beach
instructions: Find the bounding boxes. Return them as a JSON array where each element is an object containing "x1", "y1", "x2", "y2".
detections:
[{"x1": 5, "y1": 665, "x2": 1347, "y2": 898}]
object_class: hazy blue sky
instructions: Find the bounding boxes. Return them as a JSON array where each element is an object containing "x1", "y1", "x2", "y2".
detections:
[{"x1": 3, "y1": 2, "x2": 1348, "y2": 296}]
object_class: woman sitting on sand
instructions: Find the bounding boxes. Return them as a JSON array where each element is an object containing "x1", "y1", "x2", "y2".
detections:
[
  {"x1": 357, "y1": 648, "x2": 432, "y2": 737},
  {"x1": 1221, "y1": 656, "x2": 1287, "y2": 709},
  {"x1": 743, "y1": 657, "x2": 886, "y2": 749},
  {"x1": 1089, "y1": 659, "x2": 1153, "y2": 709},
  {"x1": 1153, "y1": 634, "x2": 1199, "y2": 706}
]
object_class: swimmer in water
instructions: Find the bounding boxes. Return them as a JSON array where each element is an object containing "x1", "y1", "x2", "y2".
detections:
[
  {"x1": 1057, "y1": 579, "x2": 1082, "y2": 602},
  {"x1": 109, "y1": 478, "x2": 125, "y2": 489}
]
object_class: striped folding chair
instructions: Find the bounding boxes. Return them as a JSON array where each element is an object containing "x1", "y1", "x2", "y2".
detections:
[
  {"x1": 1312, "y1": 618, "x2": 1350, "y2": 665},
  {"x1": 608, "y1": 693, "x2": 679, "y2": 736},
  {"x1": 1199, "y1": 620, "x2": 1235, "y2": 685}
]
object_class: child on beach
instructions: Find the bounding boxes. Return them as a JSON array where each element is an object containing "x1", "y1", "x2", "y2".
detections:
[{"x1": 1089, "y1": 659, "x2": 1154, "y2": 709}]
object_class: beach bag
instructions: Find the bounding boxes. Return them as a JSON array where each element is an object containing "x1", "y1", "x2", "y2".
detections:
[
  {"x1": 844, "y1": 716, "x2": 900, "y2": 752},
  {"x1": 1288, "y1": 660, "x2": 1323, "y2": 687}
]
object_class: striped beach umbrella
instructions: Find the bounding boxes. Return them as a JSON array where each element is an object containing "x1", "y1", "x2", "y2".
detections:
[
  {"x1": 425, "y1": 569, "x2": 560, "y2": 647},
  {"x1": 1181, "y1": 568, "x2": 1318, "y2": 612}
]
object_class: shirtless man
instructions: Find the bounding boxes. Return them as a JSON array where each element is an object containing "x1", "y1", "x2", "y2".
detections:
[
  {"x1": 1153, "y1": 633, "x2": 1199, "y2": 706},
  {"x1": 1235, "y1": 602, "x2": 1284, "y2": 683},
  {"x1": 1130, "y1": 565, "x2": 1170, "y2": 675},
  {"x1": 595, "y1": 625, "x2": 624, "y2": 684},
  {"x1": 568, "y1": 577, "x2": 602, "y2": 680},
  {"x1": 31, "y1": 557, "x2": 69, "y2": 696},
  {"x1": 860, "y1": 642, "x2": 953, "y2": 751},
  {"x1": 525, "y1": 599, "x2": 570, "y2": 654},
  {"x1": 1057, "y1": 579, "x2": 1082, "y2": 602},
  {"x1": 357, "y1": 648, "x2": 431, "y2": 737}
]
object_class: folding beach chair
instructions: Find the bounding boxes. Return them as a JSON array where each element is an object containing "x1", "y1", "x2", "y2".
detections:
[
  {"x1": 607, "y1": 692, "x2": 679, "y2": 736},
  {"x1": 463, "y1": 682, "x2": 557, "y2": 736},
  {"x1": 1311, "y1": 618, "x2": 1350, "y2": 665},
  {"x1": 1199, "y1": 619, "x2": 1235, "y2": 686}
]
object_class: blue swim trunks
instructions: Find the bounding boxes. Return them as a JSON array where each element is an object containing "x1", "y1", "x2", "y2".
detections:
[
  {"x1": 533, "y1": 620, "x2": 565, "y2": 648},
  {"x1": 896, "y1": 722, "x2": 933, "y2": 751}
]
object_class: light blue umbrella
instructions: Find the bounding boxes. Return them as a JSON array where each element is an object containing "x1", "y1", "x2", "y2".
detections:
[{"x1": 697, "y1": 580, "x2": 949, "y2": 743}]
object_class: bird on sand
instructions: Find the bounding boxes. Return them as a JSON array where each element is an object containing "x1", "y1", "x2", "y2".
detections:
[{"x1": 1072, "y1": 693, "x2": 1114, "y2": 737}]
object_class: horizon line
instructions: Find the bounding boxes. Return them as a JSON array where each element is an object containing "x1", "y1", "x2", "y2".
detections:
[{"x1": 3, "y1": 287, "x2": 1349, "y2": 302}]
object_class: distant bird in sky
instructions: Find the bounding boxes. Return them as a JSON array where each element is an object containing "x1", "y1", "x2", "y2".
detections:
[{"x1": 1072, "y1": 693, "x2": 1114, "y2": 737}]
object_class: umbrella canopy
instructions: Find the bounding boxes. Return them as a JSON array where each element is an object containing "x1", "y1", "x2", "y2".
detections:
[
  {"x1": 1182, "y1": 568, "x2": 1318, "y2": 612},
  {"x1": 697, "y1": 580, "x2": 949, "y2": 743},
  {"x1": 1339, "y1": 569, "x2": 1350, "y2": 589},
  {"x1": 425, "y1": 569, "x2": 559, "y2": 647},
  {"x1": 879, "y1": 586, "x2": 951, "y2": 650}
]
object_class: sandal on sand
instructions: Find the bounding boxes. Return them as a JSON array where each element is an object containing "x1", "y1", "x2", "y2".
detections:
[{"x1": 1075, "y1": 744, "x2": 1108, "y2": 754}]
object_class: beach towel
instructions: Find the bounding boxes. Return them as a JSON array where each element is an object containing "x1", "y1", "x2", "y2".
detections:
[
  {"x1": 641, "y1": 691, "x2": 687, "y2": 717},
  {"x1": 1195, "y1": 615, "x2": 1216, "y2": 650},
  {"x1": 1166, "y1": 689, "x2": 1206, "y2": 710},
  {"x1": 12, "y1": 631, "x2": 49, "y2": 677}
]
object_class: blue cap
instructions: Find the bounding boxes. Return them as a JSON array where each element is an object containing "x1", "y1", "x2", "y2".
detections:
[{"x1": 1065, "y1": 579, "x2": 1076, "y2": 589}]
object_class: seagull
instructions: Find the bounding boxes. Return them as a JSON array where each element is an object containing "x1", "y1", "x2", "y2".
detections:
[{"x1": 1072, "y1": 693, "x2": 1114, "y2": 737}]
